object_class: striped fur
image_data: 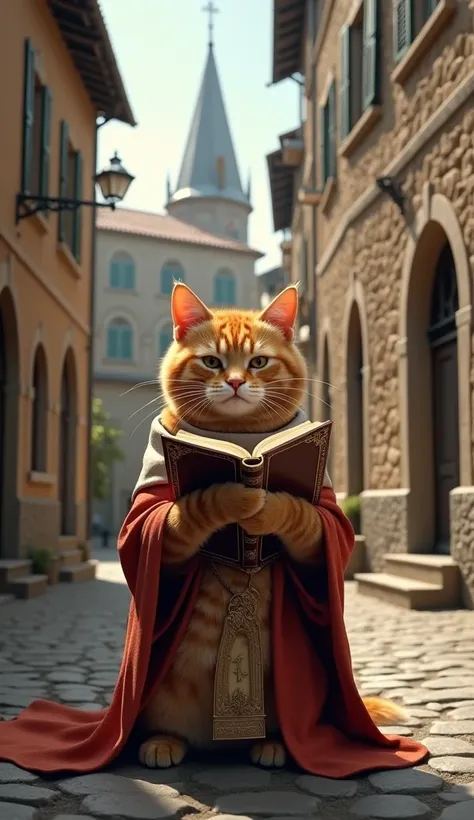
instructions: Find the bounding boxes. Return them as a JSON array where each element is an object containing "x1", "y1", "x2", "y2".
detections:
[{"x1": 138, "y1": 286, "x2": 406, "y2": 770}]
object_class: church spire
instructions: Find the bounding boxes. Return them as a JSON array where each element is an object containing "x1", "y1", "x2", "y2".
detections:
[
  {"x1": 167, "y1": 4, "x2": 249, "y2": 210},
  {"x1": 202, "y1": 0, "x2": 219, "y2": 50}
]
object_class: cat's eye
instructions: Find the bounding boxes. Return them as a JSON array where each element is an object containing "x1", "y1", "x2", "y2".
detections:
[
  {"x1": 202, "y1": 355, "x2": 222, "y2": 369},
  {"x1": 249, "y1": 356, "x2": 268, "y2": 369}
]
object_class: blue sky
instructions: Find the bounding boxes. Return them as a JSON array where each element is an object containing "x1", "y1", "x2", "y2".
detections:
[{"x1": 97, "y1": 0, "x2": 298, "y2": 272}]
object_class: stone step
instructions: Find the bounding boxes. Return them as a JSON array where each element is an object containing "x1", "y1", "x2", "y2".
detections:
[
  {"x1": 59, "y1": 561, "x2": 97, "y2": 584},
  {"x1": 385, "y1": 553, "x2": 461, "y2": 593},
  {"x1": 0, "y1": 559, "x2": 32, "y2": 587},
  {"x1": 59, "y1": 548, "x2": 83, "y2": 566},
  {"x1": 354, "y1": 572, "x2": 459, "y2": 610},
  {"x1": 7, "y1": 574, "x2": 48, "y2": 600}
]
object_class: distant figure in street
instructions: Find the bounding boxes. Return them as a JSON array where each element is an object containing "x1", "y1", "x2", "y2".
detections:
[{"x1": 101, "y1": 526, "x2": 110, "y2": 548}]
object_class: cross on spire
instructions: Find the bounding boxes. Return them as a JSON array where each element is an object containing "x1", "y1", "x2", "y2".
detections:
[{"x1": 202, "y1": 1, "x2": 219, "y2": 49}]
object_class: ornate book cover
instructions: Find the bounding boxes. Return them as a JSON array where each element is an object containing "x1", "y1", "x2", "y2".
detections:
[{"x1": 161, "y1": 418, "x2": 332, "y2": 571}]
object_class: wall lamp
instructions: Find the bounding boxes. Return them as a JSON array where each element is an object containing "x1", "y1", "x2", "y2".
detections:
[
  {"x1": 15, "y1": 151, "x2": 134, "y2": 224},
  {"x1": 376, "y1": 176, "x2": 405, "y2": 216}
]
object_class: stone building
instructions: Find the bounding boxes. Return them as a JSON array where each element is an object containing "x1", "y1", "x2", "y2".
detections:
[
  {"x1": 93, "y1": 39, "x2": 261, "y2": 534},
  {"x1": 269, "y1": 0, "x2": 474, "y2": 608},
  {"x1": 257, "y1": 266, "x2": 289, "y2": 309},
  {"x1": 0, "y1": 0, "x2": 134, "y2": 596}
]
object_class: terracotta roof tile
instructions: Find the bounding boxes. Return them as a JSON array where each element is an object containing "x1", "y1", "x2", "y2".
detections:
[{"x1": 96, "y1": 207, "x2": 262, "y2": 257}]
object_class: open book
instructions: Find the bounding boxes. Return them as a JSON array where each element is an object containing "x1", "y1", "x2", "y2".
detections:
[{"x1": 161, "y1": 418, "x2": 332, "y2": 571}]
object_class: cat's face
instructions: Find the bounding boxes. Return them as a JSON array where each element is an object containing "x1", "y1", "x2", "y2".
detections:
[{"x1": 160, "y1": 284, "x2": 307, "y2": 432}]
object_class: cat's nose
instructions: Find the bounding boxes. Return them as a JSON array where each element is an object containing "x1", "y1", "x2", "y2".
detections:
[{"x1": 227, "y1": 378, "x2": 245, "y2": 394}]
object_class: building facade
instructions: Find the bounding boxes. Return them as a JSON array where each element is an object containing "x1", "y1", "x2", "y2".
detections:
[
  {"x1": 269, "y1": 0, "x2": 474, "y2": 607},
  {"x1": 93, "y1": 39, "x2": 261, "y2": 533},
  {"x1": 0, "y1": 0, "x2": 134, "y2": 564},
  {"x1": 257, "y1": 266, "x2": 290, "y2": 309}
]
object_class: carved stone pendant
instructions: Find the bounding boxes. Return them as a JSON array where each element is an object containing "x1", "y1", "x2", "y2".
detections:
[{"x1": 213, "y1": 585, "x2": 266, "y2": 741}]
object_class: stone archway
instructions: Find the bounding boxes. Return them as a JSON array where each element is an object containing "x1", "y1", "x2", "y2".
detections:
[
  {"x1": 58, "y1": 349, "x2": 77, "y2": 536},
  {"x1": 346, "y1": 302, "x2": 364, "y2": 495},
  {"x1": 0, "y1": 288, "x2": 20, "y2": 558},
  {"x1": 399, "y1": 191, "x2": 471, "y2": 553}
]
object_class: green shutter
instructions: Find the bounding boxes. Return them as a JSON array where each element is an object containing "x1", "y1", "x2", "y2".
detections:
[
  {"x1": 328, "y1": 80, "x2": 336, "y2": 179},
  {"x1": 58, "y1": 120, "x2": 68, "y2": 242},
  {"x1": 340, "y1": 26, "x2": 351, "y2": 140},
  {"x1": 394, "y1": 0, "x2": 412, "y2": 61},
  {"x1": 362, "y1": 0, "x2": 379, "y2": 110},
  {"x1": 424, "y1": 0, "x2": 438, "y2": 19},
  {"x1": 320, "y1": 105, "x2": 327, "y2": 185},
  {"x1": 39, "y1": 86, "x2": 51, "y2": 200},
  {"x1": 73, "y1": 151, "x2": 83, "y2": 262},
  {"x1": 21, "y1": 39, "x2": 35, "y2": 193}
]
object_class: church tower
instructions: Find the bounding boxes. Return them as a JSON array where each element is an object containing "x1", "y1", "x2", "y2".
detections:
[{"x1": 166, "y1": 2, "x2": 252, "y2": 243}]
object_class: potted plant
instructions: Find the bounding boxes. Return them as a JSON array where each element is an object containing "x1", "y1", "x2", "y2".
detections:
[
  {"x1": 341, "y1": 495, "x2": 361, "y2": 535},
  {"x1": 340, "y1": 495, "x2": 366, "y2": 578},
  {"x1": 28, "y1": 547, "x2": 60, "y2": 585},
  {"x1": 77, "y1": 541, "x2": 91, "y2": 562}
]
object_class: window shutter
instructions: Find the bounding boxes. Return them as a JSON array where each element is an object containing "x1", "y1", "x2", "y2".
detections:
[
  {"x1": 107, "y1": 327, "x2": 118, "y2": 359},
  {"x1": 424, "y1": 0, "x2": 438, "y2": 19},
  {"x1": 39, "y1": 86, "x2": 51, "y2": 199},
  {"x1": 21, "y1": 39, "x2": 35, "y2": 193},
  {"x1": 73, "y1": 151, "x2": 83, "y2": 262},
  {"x1": 122, "y1": 327, "x2": 132, "y2": 360},
  {"x1": 362, "y1": 0, "x2": 379, "y2": 110},
  {"x1": 340, "y1": 26, "x2": 351, "y2": 141},
  {"x1": 320, "y1": 105, "x2": 327, "y2": 185},
  {"x1": 328, "y1": 80, "x2": 336, "y2": 179},
  {"x1": 58, "y1": 120, "x2": 69, "y2": 241},
  {"x1": 394, "y1": 0, "x2": 412, "y2": 61}
]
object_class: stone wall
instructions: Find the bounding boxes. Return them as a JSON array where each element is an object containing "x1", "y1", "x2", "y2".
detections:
[
  {"x1": 450, "y1": 487, "x2": 474, "y2": 607},
  {"x1": 360, "y1": 490, "x2": 410, "y2": 571},
  {"x1": 19, "y1": 498, "x2": 60, "y2": 556}
]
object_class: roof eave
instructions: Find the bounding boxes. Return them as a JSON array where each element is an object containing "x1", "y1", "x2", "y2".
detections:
[
  {"x1": 48, "y1": 0, "x2": 136, "y2": 127},
  {"x1": 266, "y1": 146, "x2": 296, "y2": 233},
  {"x1": 272, "y1": 0, "x2": 306, "y2": 84},
  {"x1": 96, "y1": 225, "x2": 263, "y2": 258}
]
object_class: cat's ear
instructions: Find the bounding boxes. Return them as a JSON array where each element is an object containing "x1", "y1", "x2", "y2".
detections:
[
  {"x1": 258, "y1": 285, "x2": 298, "y2": 341},
  {"x1": 171, "y1": 283, "x2": 212, "y2": 341}
]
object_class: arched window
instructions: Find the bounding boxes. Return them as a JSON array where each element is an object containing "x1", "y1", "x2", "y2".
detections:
[
  {"x1": 214, "y1": 269, "x2": 236, "y2": 305},
  {"x1": 31, "y1": 345, "x2": 48, "y2": 472},
  {"x1": 109, "y1": 252, "x2": 135, "y2": 290},
  {"x1": 106, "y1": 318, "x2": 133, "y2": 360},
  {"x1": 159, "y1": 322, "x2": 174, "y2": 357},
  {"x1": 160, "y1": 260, "x2": 185, "y2": 295}
]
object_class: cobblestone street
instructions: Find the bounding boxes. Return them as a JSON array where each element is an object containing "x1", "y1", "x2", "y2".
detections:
[{"x1": 1, "y1": 549, "x2": 474, "y2": 820}]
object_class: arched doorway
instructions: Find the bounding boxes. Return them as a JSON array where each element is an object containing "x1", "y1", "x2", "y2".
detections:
[
  {"x1": 31, "y1": 345, "x2": 48, "y2": 472},
  {"x1": 0, "y1": 289, "x2": 20, "y2": 558},
  {"x1": 346, "y1": 302, "x2": 364, "y2": 495},
  {"x1": 428, "y1": 242, "x2": 460, "y2": 553},
  {"x1": 322, "y1": 336, "x2": 333, "y2": 474},
  {"x1": 58, "y1": 350, "x2": 77, "y2": 535}
]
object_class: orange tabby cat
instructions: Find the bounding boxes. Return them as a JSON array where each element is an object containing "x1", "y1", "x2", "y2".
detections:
[{"x1": 138, "y1": 283, "x2": 407, "y2": 769}]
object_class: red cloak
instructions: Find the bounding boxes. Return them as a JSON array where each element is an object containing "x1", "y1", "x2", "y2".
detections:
[{"x1": 0, "y1": 485, "x2": 428, "y2": 776}]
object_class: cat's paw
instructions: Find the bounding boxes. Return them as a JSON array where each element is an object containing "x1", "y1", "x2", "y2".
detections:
[
  {"x1": 239, "y1": 492, "x2": 281, "y2": 535},
  {"x1": 138, "y1": 735, "x2": 187, "y2": 768},
  {"x1": 214, "y1": 483, "x2": 266, "y2": 522},
  {"x1": 250, "y1": 740, "x2": 287, "y2": 768}
]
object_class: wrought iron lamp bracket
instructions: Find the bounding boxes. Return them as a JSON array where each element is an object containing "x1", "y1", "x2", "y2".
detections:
[{"x1": 15, "y1": 193, "x2": 115, "y2": 224}]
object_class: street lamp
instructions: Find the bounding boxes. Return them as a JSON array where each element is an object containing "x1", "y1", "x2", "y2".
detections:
[{"x1": 15, "y1": 151, "x2": 135, "y2": 223}]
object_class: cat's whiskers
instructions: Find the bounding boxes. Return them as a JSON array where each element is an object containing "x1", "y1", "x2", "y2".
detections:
[
  {"x1": 120, "y1": 379, "x2": 160, "y2": 396},
  {"x1": 129, "y1": 388, "x2": 204, "y2": 422},
  {"x1": 130, "y1": 391, "x2": 208, "y2": 437}
]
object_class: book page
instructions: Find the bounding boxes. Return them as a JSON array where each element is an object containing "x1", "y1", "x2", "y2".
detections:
[
  {"x1": 252, "y1": 419, "x2": 317, "y2": 457},
  {"x1": 171, "y1": 429, "x2": 250, "y2": 459}
]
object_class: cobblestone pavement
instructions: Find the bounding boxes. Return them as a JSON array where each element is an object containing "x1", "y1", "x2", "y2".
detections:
[{"x1": 1, "y1": 548, "x2": 474, "y2": 819}]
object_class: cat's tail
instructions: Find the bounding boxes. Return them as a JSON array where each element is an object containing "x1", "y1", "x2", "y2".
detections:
[{"x1": 362, "y1": 696, "x2": 409, "y2": 726}]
